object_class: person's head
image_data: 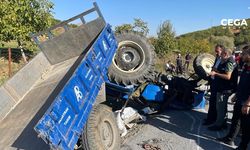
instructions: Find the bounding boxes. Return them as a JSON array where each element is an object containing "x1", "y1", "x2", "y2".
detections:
[
  {"x1": 241, "y1": 45, "x2": 250, "y2": 64},
  {"x1": 221, "y1": 48, "x2": 232, "y2": 61},
  {"x1": 215, "y1": 44, "x2": 224, "y2": 57}
]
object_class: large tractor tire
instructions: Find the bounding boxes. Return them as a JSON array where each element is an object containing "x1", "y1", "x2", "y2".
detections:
[
  {"x1": 108, "y1": 32, "x2": 156, "y2": 85},
  {"x1": 81, "y1": 104, "x2": 121, "y2": 150},
  {"x1": 193, "y1": 53, "x2": 215, "y2": 80}
]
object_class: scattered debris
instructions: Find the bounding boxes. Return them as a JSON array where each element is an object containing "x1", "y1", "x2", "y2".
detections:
[
  {"x1": 115, "y1": 107, "x2": 146, "y2": 137},
  {"x1": 142, "y1": 107, "x2": 158, "y2": 115},
  {"x1": 143, "y1": 144, "x2": 161, "y2": 150},
  {"x1": 139, "y1": 138, "x2": 163, "y2": 150},
  {"x1": 115, "y1": 110, "x2": 127, "y2": 137}
]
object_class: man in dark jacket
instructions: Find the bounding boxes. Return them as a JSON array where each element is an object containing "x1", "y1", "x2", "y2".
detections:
[
  {"x1": 176, "y1": 53, "x2": 183, "y2": 74},
  {"x1": 203, "y1": 44, "x2": 224, "y2": 125},
  {"x1": 184, "y1": 52, "x2": 192, "y2": 71},
  {"x1": 234, "y1": 46, "x2": 250, "y2": 150}
]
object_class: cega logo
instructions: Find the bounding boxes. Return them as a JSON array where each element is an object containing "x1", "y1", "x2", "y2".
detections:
[{"x1": 221, "y1": 19, "x2": 248, "y2": 27}]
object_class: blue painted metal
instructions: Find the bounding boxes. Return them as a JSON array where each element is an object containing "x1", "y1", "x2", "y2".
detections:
[
  {"x1": 141, "y1": 84, "x2": 165, "y2": 102},
  {"x1": 105, "y1": 82, "x2": 134, "y2": 100},
  {"x1": 34, "y1": 24, "x2": 117, "y2": 150},
  {"x1": 192, "y1": 92, "x2": 206, "y2": 109}
]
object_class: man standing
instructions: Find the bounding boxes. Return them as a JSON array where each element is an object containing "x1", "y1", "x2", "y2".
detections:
[
  {"x1": 176, "y1": 53, "x2": 183, "y2": 74},
  {"x1": 235, "y1": 46, "x2": 250, "y2": 150},
  {"x1": 208, "y1": 48, "x2": 237, "y2": 130},
  {"x1": 203, "y1": 44, "x2": 224, "y2": 125},
  {"x1": 184, "y1": 52, "x2": 192, "y2": 72}
]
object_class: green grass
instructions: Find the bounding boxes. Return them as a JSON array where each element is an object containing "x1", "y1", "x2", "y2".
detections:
[{"x1": 0, "y1": 75, "x2": 8, "y2": 85}]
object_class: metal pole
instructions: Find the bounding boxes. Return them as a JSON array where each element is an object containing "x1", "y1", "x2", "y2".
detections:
[
  {"x1": 8, "y1": 47, "x2": 12, "y2": 77},
  {"x1": 93, "y1": 2, "x2": 105, "y2": 22},
  {"x1": 80, "y1": 16, "x2": 86, "y2": 24}
]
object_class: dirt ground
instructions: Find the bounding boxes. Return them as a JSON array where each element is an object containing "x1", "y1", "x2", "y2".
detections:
[{"x1": 0, "y1": 57, "x2": 27, "y2": 85}]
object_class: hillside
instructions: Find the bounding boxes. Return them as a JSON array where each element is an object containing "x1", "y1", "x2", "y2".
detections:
[{"x1": 178, "y1": 19, "x2": 250, "y2": 47}]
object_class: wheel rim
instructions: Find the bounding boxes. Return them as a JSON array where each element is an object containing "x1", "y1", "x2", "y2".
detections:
[
  {"x1": 201, "y1": 57, "x2": 214, "y2": 74},
  {"x1": 113, "y1": 40, "x2": 145, "y2": 73},
  {"x1": 99, "y1": 120, "x2": 114, "y2": 149},
  {"x1": 122, "y1": 51, "x2": 134, "y2": 63}
]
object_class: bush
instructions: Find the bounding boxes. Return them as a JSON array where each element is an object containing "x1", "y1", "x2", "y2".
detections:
[
  {"x1": 177, "y1": 38, "x2": 210, "y2": 54},
  {"x1": 209, "y1": 35, "x2": 235, "y2": 49}
]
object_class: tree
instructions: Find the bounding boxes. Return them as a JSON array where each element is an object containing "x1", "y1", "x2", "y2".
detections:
[
  {"x1": 177, "y1": 37, "x2": 194, "y2": 53},
  {"x1": 132, "y1": 18, "x2": 149, "y2": 36},
  {"x1": 0, "y1": 0, "x2": 54, "y2": 48},
  {"x1": 240, "y1": 28, "x2": 250, "y2": 44},
  {"x1": 235, "y1": 32, "x2": 246, "y2": 46},
  {"x1": 153, "y1": 20, "x2": 176, "y2": 56},
  {"x1": 193, "y1": 39, "x2": 211, "y2": 54},
  {"x1": 214, "y1": 27, "x2": 234, "y2": 37},
  {"x1": 210, "y1": 35, "x2": 235, "y2": 49},
  {"x1": 115, "y1": 24, "x2": 133, "y2": 34},
  {"x1": 234, "y1": 20, "x2": 250, "y2": 46},
  {"x1": 177, "y1": 37, "x2": 210, "y2": 54},
  {"x1": 148, "y1": 36, "x2": 157, "y2": 45},
  {"x1": 115, "y1": 18, "x2": 149, "y2": 36}
]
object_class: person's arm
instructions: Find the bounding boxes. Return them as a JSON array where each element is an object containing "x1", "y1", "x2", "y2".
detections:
[
  {"x1": 210, "y1": 71, "x2": 232, "y2": 80},
  {"x1": 242, "y1": 96, "x2": 250, "y2": 115},
  {"x1": 209, "y1": 61, "x2": 234, "y2": 80}
]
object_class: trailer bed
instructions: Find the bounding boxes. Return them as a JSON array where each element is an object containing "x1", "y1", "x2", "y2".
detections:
[{"x1": 0, "y1": 57, "x2": 77, "y2": 149}]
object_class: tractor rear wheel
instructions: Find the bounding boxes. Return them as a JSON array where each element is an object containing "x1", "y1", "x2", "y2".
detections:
[{"x1": 108, "y1": 32, "x2": 156, "y2": 85}]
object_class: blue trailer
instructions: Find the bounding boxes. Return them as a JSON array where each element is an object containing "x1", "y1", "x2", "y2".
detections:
[{"x1": 31, "y1": 3, "x2": 126, "y2": 150}]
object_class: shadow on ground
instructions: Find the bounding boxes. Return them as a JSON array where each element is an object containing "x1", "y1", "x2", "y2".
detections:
[{"x1": 144, "y1": 108, "x2": 235, "y2": 150}]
